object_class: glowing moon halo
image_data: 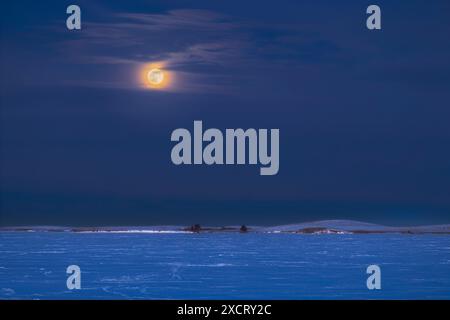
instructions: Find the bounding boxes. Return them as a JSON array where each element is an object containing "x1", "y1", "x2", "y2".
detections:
[
  {"x1": 147, "y1": 68, "x2": 164, "y2": 85},
  {"x1": 139, "y1": 63, "x2": 172, "y2": 90}
]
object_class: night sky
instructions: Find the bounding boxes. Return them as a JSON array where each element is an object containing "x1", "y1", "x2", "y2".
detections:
[{"x1": 1, "y1": 0, "x2": 450, "y2": 226}]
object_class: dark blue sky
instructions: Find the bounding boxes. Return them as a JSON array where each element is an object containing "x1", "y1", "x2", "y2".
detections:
[{"x1": 1, "y1": 0, "x2": 450, "y2": 226}]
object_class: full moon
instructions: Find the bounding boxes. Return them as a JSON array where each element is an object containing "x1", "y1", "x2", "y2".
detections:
[
  {"x1": 147, "y1": 68, "x2": 164, "y2": 85},
  {"x1": 139, "y1": 63, "x2": 172, "y2": 90}
]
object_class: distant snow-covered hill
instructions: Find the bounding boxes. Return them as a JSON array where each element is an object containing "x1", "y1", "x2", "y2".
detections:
[{"x1": 1, "y1": 220, "x2": 449, "y2": 234}]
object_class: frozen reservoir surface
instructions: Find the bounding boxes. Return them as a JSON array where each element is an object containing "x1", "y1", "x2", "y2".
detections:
[{"x1": 0, "y1": 232, "x2": 449, "y2": 299}]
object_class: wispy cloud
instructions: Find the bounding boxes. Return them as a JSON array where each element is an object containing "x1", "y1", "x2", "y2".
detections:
[
  {"x1": 57, "y1": 9, "x2": 249, "y2": 92},
  {"x1": 118, "y1": 10, "x2": 237, "y2": 32},
  {"x1": 52, "y1": 8, "x2": 345, "y2": 93}
]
